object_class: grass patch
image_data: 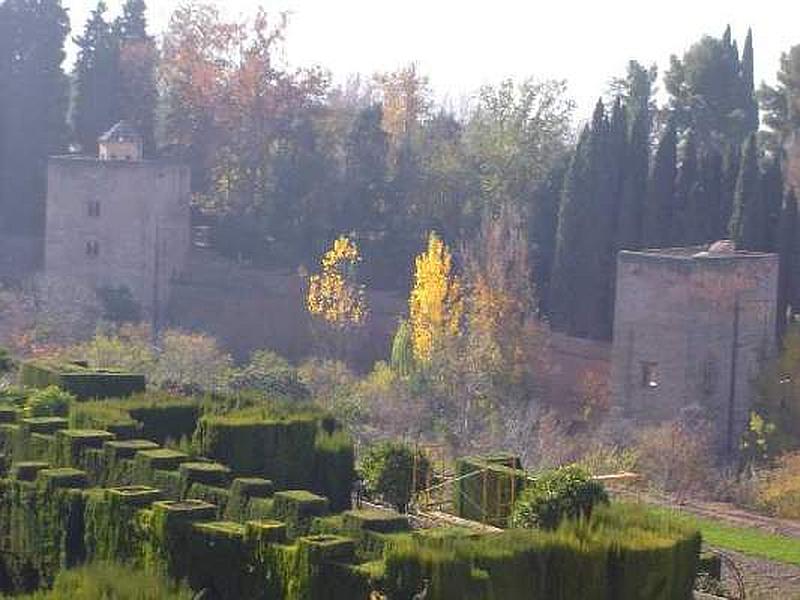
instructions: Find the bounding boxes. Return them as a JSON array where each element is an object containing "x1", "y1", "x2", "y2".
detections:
[{"x1": 650, "y1": 507, "x2": 800, "y2": 565}]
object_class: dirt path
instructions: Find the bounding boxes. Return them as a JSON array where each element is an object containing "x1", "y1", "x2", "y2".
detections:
[{"x1": 715, "y1": 548, "x2": 800, "y2": 599}]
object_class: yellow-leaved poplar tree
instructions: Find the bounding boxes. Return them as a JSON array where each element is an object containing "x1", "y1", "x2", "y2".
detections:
[
  {"x1": 409, "y1": 232, "x2": 463, "y2": 362},
  {"x1": 307, "y1": 236, "x2": 368, "y2": 329}
]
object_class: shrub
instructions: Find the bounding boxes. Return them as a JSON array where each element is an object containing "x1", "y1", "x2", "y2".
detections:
[
  {"x1": 19, "y1": 562, "x2": 193, "y2": 599},
  {"x1": 27, "y1": 386, "x2": 74, "y2": 418},
  {"x1": 0, "y1": 346, "x2": 13, "y2": 373},
  {"x1": 229, "y1": 349, "x2": 310, "y2": 401},
  {"x1": 758, "y1": 451, "x2": 800, "y2": 519},
  {"x1": 360, "y1": 441, "x2": 429, "y2": 512},
  {"x1": 511, "y1": 465, "x2": 608, "y2": 530},
  {"x1": 97, "y1": 286, "x2": 141, "y2": 324}
]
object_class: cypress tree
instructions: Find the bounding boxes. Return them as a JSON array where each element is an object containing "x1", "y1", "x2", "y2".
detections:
[
  {"x1": 0, "y1": 0, "x2": 69, "y2": 232},
  {"x1": 114, "y1": 0, "x2": 157, "y2": 155},
  {"x1": 700, "y1": 147, "x2": 724, "y2": 240},
  {"x1": 643, "y1": 120, "x2": 677, "y2": 248},
  {"x1": 777, "y1": 189, "x2": 798, "y2": 338},
  {"x1": 761, "y1": 156, "x2": 783, "y2": 251},
  {"x1": 673, "y1": 129, "x2": 699, "y2": 245},
  {"x1": 73, "y1": 1, "x2": 120, "y2": 155},
  {"x1": 741, "y1": 28, "x2": 759, "y2": 134},
  {"x1": 550, "y1": 127, "x2": 591, "y2": 336},
  {"x1": 729, "y1": 134, "x2": 765, "y2": 250},
  {"x1": 720, "y1": 143, "x2": 740, "y2": 235}
]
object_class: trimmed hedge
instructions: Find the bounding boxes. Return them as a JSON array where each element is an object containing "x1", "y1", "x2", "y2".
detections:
[
  {"x1": 453, "y1": 455, "x2": 526, "y2": 527},
  {"x1": 70, "y1": 393, "x2": 200, "y2": 443},
  {"x1": 20, "y1": 362, "x2": 145, "y2": 400}
]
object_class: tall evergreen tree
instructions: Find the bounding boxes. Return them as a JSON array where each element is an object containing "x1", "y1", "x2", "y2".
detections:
[
  {"x1": 615, "y1": 61, "x2": 656, "y2": 250},
  {"x1": 550, "y1": 127, "x2": 591, "y2": 336},
  {"x1": 720, "y1": 143, "x2": 741, "y2": 234},
  {"x1": 699, "y1": 147, "x2": 724, "y2": 240},
  {"x1": 740, "y1": 28, "x2": 759, "y2": 133},
  {"x1": 673, "y1": 129, "x2": 699, "y2": 244},
  {"x1": 643, "y1": 120, "x2": 677, "y2": 248},
  {"x1": 777, "y1": 188, "x2": 798, "y2": 338},
  {"x1": 344, "y1": 104, "x2": 389, "y2": 233},
  {"x1": 72, "y1": 1, "x2": 120, "y2": 155},
  {"x1": 114, "y1": 0, "x2": 157, "y2": 155},
  {"x1": 729, "y1": 134, "x2": 765, "y2": 250},
  {"x1": 0, "y1": 0, "x2": 69, "y2": 232},
  {"x1": 761, "y1": 156, "x2": 784, "y2": 251}
]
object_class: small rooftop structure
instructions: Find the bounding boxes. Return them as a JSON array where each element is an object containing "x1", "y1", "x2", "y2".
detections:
[{"x1": 98, "y1": 120, "x2": 143, "y2": 161}]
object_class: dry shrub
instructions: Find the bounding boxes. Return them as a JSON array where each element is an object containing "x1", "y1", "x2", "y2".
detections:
[
  {"x1": 758, "y1": 452, "x2": 800, "y2": 519},
  {"x1": 636, "y1": 418, "x2": 716, "y2": 500}
]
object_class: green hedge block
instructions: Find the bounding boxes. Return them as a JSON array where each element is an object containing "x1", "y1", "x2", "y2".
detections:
[
  {"x1": 232, "y1": 476, "x2": 274, "y2": 498},
  {"x1": 179, "y1": 461, "x2": 231, "y2": 490},
  {"x1": 225, "y1": 477, "x2": 274, "y2": 522},
  {"x1": 273, "y1": 490, "x2": 329, "y2": 539},
  {"x1": 28, "y1": 433, "x2": 56, "y2": 462},
  {"x1": 133, "y1": 448, "x2": 188, "y2": 483},
  {"x1": 342, "y1": 509, "x2": 410, "y2": 534},
  {"x1": 11, "y1": 461, "x2": 50, "y2": 481},
  {"x1": 21, "y1": 417, "x2": 69, "y2": 435},
  {"x1": 298, "y1": 534, "x2": 356, "y2": 564},
  {"x1": 107, "y1": 485, "x2": 162, "y2": 507},
  {"x1": 186, "y1": 483, "x2": 230, "y2": 517},
  {"x1": 247, "y1": 497, "x2": 275, "y2": 521},
  {"x1": 150, "y1": 469, "x2": 183, "y2": 500},
  {"x1": 453, "y1": 455, "x2": 526, "y2": 527},
  {"x1": 53, "y1": 429, "x2": 115, "y2": 468},
  {"x1": 20, "y1": 361, "x2": 146, "y2": 400},
  {"x1": 244, "y1": 519, "x2": 287, "y2": 545},
  {"x1": 149, "y1": 500, "x2": 218, "y2": 581},
  {"x1": 81, "y1": 447, "x2": 107, "y2": 483},
  {"x1": 194, "y1": 414, "x2": 319, "y2": 487},
  {"x1": 105, "y1": 439, "x2": 160, "y2": 461},
  {"x1": 36, "y1": 467, "x2": 89, "y2": 491},
  {"x1": 0, "y1": 406, "x2": 19, "y2": 423},
  {"x1": 186, "y1": 521, "x2": 250, "y2": 598},
  {"x1": 313, "y1": 429, "x2": 355, "y2": 512}
]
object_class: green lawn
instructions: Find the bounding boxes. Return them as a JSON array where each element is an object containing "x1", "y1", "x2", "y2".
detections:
[{"x1": 651, "y1": 507, "x2": 800, "y2": 566}]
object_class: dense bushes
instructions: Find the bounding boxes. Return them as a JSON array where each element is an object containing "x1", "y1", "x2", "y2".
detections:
[
  {"x1": 383, "y1": 503, "x2": 700, "y2": 600},
  {"x1": 27, "y1": 387, "x2": 73, "y2": 418},
  {"x1": 69, "y1": 393, "x2": 200, "y2": 442},
  {"x1": 361, "y1": 441, "x2": 430, "y2": 512},
  {"x1": 511, "y1": 465, "x2": 608, "y2": 530},
  {"x1": 20, "y1": 361, "x2": 146, "y2": 400},
  {"x1": 19, "y1": 563, "x2": 192, "y2": 600},
  {"x1": 0, "y1": 346, "x2": 13, "y2": 373},
  {"x1": 758, "y1": 451, "x2": 800, "y2": 518}
]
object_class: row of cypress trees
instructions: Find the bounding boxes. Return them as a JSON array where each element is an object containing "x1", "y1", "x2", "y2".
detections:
[
  {"x1": 547, "y1": 28, "x2": 797, "y2": 341},
  {"x1": 0, "y1": 0, "x2": 155, "y2": 234}
]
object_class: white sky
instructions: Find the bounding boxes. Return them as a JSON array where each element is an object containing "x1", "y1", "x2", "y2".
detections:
[{"x1": 63, "y1": 0, "x2": 800, "y2": 119}]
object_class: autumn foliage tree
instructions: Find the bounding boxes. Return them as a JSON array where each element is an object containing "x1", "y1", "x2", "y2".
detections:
[
  {"x1": 408, "y1": 232, "x2": 463, "y2": 363},
  {"x1": 306, "y1": 235, "x2": 368, "y2": 358}
]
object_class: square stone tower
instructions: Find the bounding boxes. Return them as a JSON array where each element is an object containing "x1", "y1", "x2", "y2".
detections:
[
  {"x1": 610, "y1": 242, "x2": 779, "y2": 457},
  {"x1": 45, "y1": 122, "x2": 190, "y2": 326}
]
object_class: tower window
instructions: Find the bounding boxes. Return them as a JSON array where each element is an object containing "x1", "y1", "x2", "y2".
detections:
[
  {"x1": 641, "y1": 362, "x2": 659, "y2": 389},
  {"x1": 85, "y1": 240, "x2": 99, "y2": 257},
  {"x1": 88, "y1": 200, "x2": 100, "y2": 217}
]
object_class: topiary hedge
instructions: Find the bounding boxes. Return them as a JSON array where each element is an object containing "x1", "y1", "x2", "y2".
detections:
[
  {"x1": 361, "y1": 441, "x2": 430, "y2": 512},
  {"x1": 511, "y1": 465, "x2": 609, "y2": 530},
  {"x1": 453, "y1": 455, "x2": 526, "y2": 527},
  {"x1": 20, "y1": 361, "x2": 145, "y2": 400}
]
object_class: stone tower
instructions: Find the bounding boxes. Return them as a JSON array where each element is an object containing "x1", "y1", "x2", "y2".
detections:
[
  {"x1": 610, "y1": 242, "x2": 779, "y2": 457},
  {"x1": 45, "y1": 122, "x2": 190, "y2": 326}
]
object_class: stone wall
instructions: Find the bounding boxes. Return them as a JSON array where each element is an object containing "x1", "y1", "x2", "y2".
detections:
[
  {"x1": 44, "y1": 157, "x2": 190, "y2": 321},
  {"x1": 611, "y1": 247, "x2": 779, "y2": 456}
]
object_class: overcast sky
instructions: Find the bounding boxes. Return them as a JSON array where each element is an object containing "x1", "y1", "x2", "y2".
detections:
[{"x1": 62, "y1": 0, "x2": 799, "y2": 119}]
